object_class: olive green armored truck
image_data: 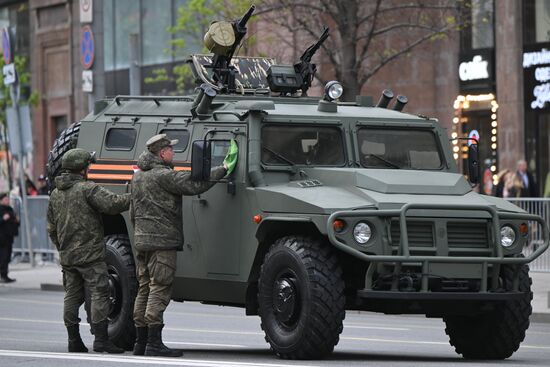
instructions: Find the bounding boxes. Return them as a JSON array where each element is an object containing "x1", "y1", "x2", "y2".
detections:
[{"x1": 47, "y1": 6, "x2": 548, "y2": 361}]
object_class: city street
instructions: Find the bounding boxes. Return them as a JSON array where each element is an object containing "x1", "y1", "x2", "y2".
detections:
[{"x1": 0, "y1": 286, "x2": 549, "y2": 367}]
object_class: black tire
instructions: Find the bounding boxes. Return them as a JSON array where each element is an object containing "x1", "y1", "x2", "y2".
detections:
[
  {"x1": 258, "y1": 236, "x2": 345, "y2": 359},
  {"x1": 105, "y1": 235, "x2": 137, "y2": 350},
  {"x1": 46, "y1": 121, "x2": 81, "y2": 192},
  {"x1": 444, "y1": 262, "x2": 533, "y2": 359}
]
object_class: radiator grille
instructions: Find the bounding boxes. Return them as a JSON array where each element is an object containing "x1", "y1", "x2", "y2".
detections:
[
  {"x1": 390, "y1": 221, "x2": 434, "y2": 247},
  {"x1": 447, "y1": 222, "x2": 490, "y2": 249}
]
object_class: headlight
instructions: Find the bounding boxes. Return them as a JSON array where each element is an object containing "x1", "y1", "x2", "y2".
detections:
[
  {"x1": 324, "y1": 81, "x2": 343, "y2": 101},
  {"x1": 353, "y1": 222, "x2": 372, "y2": 245},
  {"x1": 500, "y1": 226, "x2": 516, "y2": 248}
]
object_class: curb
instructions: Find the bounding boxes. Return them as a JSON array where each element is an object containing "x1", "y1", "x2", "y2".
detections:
[
  {"x1": 531, "y1": 312, "x2": 550, "y2": 324},
  {"x1": 40, "y1": 283, "x2": 64, "y2": 292}
]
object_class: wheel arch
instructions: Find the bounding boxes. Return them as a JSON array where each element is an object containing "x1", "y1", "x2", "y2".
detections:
[
  {"x1": 103, "y1": 213, "x2": 131, "y2": 238},
  {"x1": 245, "y1": 219, "x2": 322, "y2": 316}
]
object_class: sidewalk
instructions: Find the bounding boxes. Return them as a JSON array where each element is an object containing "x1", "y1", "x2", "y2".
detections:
[{"x1": 2, "y1": 262, "x2": 549, "y2": 322}]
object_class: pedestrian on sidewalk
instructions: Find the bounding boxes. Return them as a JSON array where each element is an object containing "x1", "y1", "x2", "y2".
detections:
[
  {"x1": 47, "y1": 148, "x2": 130, "y2": 354},
  {"x1": 0, "y1": 192, "x2": 19, "y2": 283}
]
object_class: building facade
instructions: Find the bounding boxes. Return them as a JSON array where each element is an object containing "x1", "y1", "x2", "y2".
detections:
[{"x1": 1, "y1": 0, "x2": 549, "y2": 196}]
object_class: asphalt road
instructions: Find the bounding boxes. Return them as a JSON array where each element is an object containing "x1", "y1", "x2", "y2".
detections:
[{"x1": 0, "y1": 287, "x2": 549, "y2": 367}]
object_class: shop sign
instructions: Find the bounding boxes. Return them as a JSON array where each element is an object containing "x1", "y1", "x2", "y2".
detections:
[
  {"x1": 523, "y1": 46, "x2": 550, "y2": 110},
  {"x1": 459, "y1": 55, "x2": 489, "y2": 81},
  {"x1": 458, "y1": 49, "x2": 494, "y2": 93}
]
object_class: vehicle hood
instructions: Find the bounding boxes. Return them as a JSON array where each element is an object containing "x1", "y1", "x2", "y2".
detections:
[{"x1": 255, "y1": 168, "x2": 523, "y2": 214}]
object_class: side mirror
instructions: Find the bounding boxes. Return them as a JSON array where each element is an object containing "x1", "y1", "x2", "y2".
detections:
[
  {"x1": 191, "y1": 140, "x2": 212, "y2": 181},
  {"x1": 467, "y1": 143, "x2": 480, "y2": 185}
]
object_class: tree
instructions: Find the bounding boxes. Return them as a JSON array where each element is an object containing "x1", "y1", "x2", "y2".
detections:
[{"x1": 258, "y1": 0, "x2": 467, "y2": 100}]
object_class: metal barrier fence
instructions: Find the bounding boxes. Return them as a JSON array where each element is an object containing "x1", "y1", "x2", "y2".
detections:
[
  {"x1": 7, "y1": 195, "x2": 550, "y2": 271},
  {"x1": 11, "y1": 196, "x2": 58, "y2": 264},
  {"x1": 504, "y1": 198, "x2": 550, "y2": 273}
]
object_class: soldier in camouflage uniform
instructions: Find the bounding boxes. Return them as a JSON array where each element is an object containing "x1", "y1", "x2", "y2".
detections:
[
  {"x1": 47, "y1": 148, "x2": 130, "y2": 354},
  {"x1": 130, "y1": 134, "x2": 234, "y2": 357}
]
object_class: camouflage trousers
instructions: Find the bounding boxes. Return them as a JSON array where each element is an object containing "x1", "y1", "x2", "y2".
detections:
[
  {"x1": 62, "y1": 262, "x2": 110, "y2": 327},
  {"x1": 133, "y1": 249, "x2": 177, "y2": 327}
]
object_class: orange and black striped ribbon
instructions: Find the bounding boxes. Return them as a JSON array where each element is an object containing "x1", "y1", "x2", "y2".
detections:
[{"x1": 88, "y1": 159, "x2": 192, "y2": 185}]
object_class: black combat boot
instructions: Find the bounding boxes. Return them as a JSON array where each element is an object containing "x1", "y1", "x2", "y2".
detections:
[
  {"x1": 66, "y1": 324, "x2": 88, "y2": 353},
  {"x1": 92, "y1": 321, "x2": 124, "y2": 354},
  {"x1": 133, "y1": 327, "x2": 148, "y2": 355},
  {"x1": 144, "y1": 324, "x2": 182, "y2": 357}
]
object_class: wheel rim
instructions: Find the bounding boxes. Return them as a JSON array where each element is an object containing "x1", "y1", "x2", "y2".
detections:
[
  {"x1": 272, "y1": 271, "x2": 301, "y2": 329},
  {"x1": 107, "y1": 266, "x2": 123, "y2": 320}
]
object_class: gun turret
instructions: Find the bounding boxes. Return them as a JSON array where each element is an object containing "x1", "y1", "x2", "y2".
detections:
[
  {"x1": 294, "y1": 27, "x2": 329, "y2": 96},
  {"x1": 204, "y1": 5, "x2": 256, "y2": 92},
  {"x1": 267, "y1": 27, "x2": 329, "y2": 96}
]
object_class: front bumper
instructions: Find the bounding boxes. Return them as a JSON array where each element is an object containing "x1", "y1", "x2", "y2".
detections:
[{"x1": 327, "y1": 203, "x2": 549, "y2": 295}]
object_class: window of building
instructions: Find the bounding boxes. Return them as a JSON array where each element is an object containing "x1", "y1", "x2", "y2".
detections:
[
  {"x1": 159, "y1": 129, "x2": 190, "y2": 152},
  {"x1": 103, "y1": 0, "x2": 199, "y2": 71},
  {"x1": 524, "y1": 0, "x2": 550, "y2": 44},
  {"x1": 105, "y1": 128, "x2": 137, "y2": 150},
  {"x1": 461, "y1": 0, "x2": 494, "y2": 51}
]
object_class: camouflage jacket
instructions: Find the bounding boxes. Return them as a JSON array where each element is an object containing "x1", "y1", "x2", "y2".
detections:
[
  {"x1": 130, "y1": 151, "x2": 226, "y2": 251},
  {"x1": 47, "y1": 173, "x2": 130, "y2": 267}
]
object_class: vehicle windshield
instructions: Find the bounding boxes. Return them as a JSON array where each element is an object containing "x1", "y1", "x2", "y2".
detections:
[
  {"x1": 357, "y1": 128, "x2": 443, "y2": 170},
  {"x1": 261, "y1": 125, "x2": 346, "y2": 166}
]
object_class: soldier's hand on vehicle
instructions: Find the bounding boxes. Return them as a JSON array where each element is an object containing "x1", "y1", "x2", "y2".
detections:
[{"x1": 223, "y1": 139, "x2": 238, "y2": 175}]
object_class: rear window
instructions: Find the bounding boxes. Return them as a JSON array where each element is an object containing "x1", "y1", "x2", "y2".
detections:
[
  {"x1": 261, "y1": 125, "x2": 345, "y2": 166},
  {"x1": 159, "y1": 129, "x2": 190, "y2": 152},
  {"x1": 105, "y1": 128, "x2": 137, "y2": 150}
]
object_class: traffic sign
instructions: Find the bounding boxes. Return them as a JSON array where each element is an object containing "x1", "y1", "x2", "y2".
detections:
[
  {"x1": 2, "y1": 27, "x2": 12, "y2": 64},
  {"x1": 2, "y1": 63, "x2": 16, "y2": 85},
  {"x1": 80, "y1": 25, "x2": 94, "y2": 69}
]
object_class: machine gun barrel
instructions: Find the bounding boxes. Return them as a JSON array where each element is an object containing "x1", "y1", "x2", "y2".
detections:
[
  {"x1": 300, "y1": 27, "x2": 329, "y2": 63},
  {"x1": 237, "y1": 5, "x2": 256, "y2": 30}
]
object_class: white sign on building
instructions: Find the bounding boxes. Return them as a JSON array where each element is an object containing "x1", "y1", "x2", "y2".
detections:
[
  {"x1": 80, "y1": 0, "x2": 93, "y2": 23},
  {"x1": 82, "y1": 70, "x2": 93, "y2": 92}
]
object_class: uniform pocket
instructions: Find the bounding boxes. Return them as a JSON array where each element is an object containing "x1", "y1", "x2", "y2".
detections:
[{"x1": 152, "y1": 250, "x2": 177, "y2": 286}]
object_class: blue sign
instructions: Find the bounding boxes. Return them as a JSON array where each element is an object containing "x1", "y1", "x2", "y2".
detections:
[
  {"x1": 80, "y1": 25, "x2": 94, "y2": 69},
  {"x1": 2, "y1": 28, "x2": 11, "y2": 64}
]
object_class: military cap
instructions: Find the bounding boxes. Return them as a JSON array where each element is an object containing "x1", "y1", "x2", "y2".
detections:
[
  {"x1": 61, "y1": 148, "x2": 96, "y2": 171},
  {"x1": 146, "y1": 134, "x2": 178, "y2": 153}
]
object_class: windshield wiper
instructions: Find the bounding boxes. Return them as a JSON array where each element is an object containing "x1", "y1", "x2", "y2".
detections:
[
  {"x1": 262, "y1": 146, "x2": 296, "y2": 166},
  {"x1": 366, "y1": 154, "x2": 401, "y2": 169}
]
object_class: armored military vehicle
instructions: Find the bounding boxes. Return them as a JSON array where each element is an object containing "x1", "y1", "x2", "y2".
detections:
[{"x1": 48, "y1": 6, "x2": 548, "y2": 360}]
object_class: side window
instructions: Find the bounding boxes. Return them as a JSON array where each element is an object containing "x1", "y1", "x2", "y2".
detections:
[
  {"x1": 159, "y1": 129, "x2": 190, "y2": 152},
  {"x1": 105, "y1": 128, "x2": 137, "y2": 150},
  {"x1": 211, "y1": 140, "x2": 231, "y2": 167}
]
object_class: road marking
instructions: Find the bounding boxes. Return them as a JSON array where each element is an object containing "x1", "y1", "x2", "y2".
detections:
[
  {"x1": 345, "y1": 325, "x2": 410, "y2": 331},
  {"x1": 0, "y1": 297, "x2": 63, "y2": 306},
  {"x1": 0, "y1": 337, "x2": 64, "y2": 344},
  {"x1": 166, "y1": 341, "x2": 246, "y2": 348},
  {"x1": 0, "y1": 349, "x2": 318, "y2": 367},
  {"x1": 342, "y1": 336, "x2": 450, "y2": 346}
]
